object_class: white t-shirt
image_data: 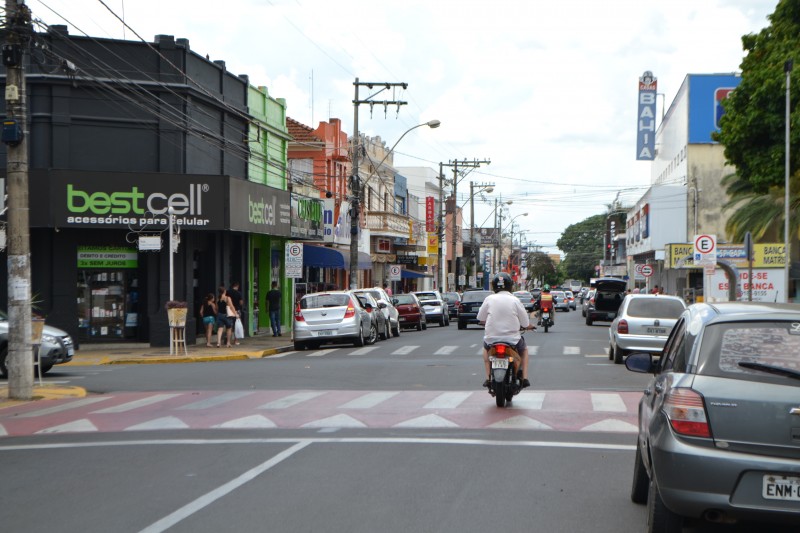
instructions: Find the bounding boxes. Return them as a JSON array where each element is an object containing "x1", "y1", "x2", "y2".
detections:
[{"x1": 476, "y1": 291, "x2": 531, "y2": 345}]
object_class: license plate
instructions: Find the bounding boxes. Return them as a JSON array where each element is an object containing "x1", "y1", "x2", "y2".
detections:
[
  {"x1": 67, "y1": 347, "x2": 75, "y2": 356},
  {"x1": 399, "y1": 317, "x2": 407, "y2": 321},
  {"x1": 315, "y1": 330, "x2": 334, "y2": 337},
  {"x1": 646, "y1": 327, "x2": 667, "y2": 334},
  {"x1": 490, "y1": 357, "x2": 508, "y2": 369},
  {"x1": 763, "y1": 474, "x2": 800, "y2": 501},
  {"x1": 542, "y1": 313, "x2": 550, "y2": 319}
]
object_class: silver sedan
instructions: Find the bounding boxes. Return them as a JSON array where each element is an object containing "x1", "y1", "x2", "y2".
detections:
[
  {"x1": 292, "y1": 291, "x2": 374, "y2": 350},
  {"x1": 609, "y1": 294, "x2": 686, "y2": 364}
]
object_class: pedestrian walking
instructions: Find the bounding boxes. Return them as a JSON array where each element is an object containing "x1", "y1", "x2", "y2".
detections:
[
  {"x1": 228, "y1": 281, "x2": 244, "y2": 345},
  {"x1": 200, "y1": 293, "x2": 217, "y2": 347},
  {"x1": 266, "y1": 281, "x2": 282, "y2": 337},
  {"x1": 216, "y1": 286, "x2": 236, "y2": 348}
]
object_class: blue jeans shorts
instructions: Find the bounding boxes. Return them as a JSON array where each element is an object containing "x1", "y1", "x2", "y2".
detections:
[
  {"x1": 203, "y1": 316, "x2": 215, "y2": 327},
  {"x1": 216, "y1": 314, "x2": 233, "y2": 329}
]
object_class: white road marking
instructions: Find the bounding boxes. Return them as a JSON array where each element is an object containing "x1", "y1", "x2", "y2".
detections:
[
  {"x1": 350, "y1": 346, "x2": 379, "y2": 356},
  {"x1": 528, "y1": 346, "x2": 539, "y2": 356},
  {"x1": 177, "y1": 392, "x2": 255, "y2": 410},
  {"x1": 424, "y1": 392, "x2": 471, "y2": 409},
  {"x1": 306, "y1": 350, "x2": 329, "y2": 357},
  {"x1": 584, "y1": 354, "x2": 607, "y2": 358},
  {"x1": 563, "y1": 346, "x2": 580, "y2": 355},
  {"x1": 581, "y1": 419, "x2": 638, "y2": 433},
  {"x1": 393, "y1": 414, "x2": 459, "y2": 428},
  {"x1": 509, "y1": 392, "x2": 545, "y2": 410},
  {"x1": 591, "y1": 393, "x2": 627, "y2": 412},
  {"x1": 392, "y1": 345, "x2": 418, "y2": 355},
  {"x1": 434, "y1": 346, "x2": 457, "y2": 355},
  {"x1": 488, "y1": 416, "x2": 553, "y2": 430},
  {"x1": 267, "y1": 351, "x2": 295, "y2": 358},
  {"x1": 126, "y1": 417, "x2": 189, "y2": 431},
  {"x1": 36, "y1": 419, "x2": 98, "y2": 434},
  {"x1": 301, "y1": 414, "x2": 367, "y2": 428},
  {"x1": 139, "y1": 441, "x2": 311, "y2": 533},
  {"x1": 17, "y1": 397, "x2": 109, "y2": 418},
  {"x1": 258, "y1": 391, "x2": 325, "y2": 409},
  {"x1": 339, "y1": 392, "x2": 399, "y2": 409},
  {"x1": 92, "y1": 394, "x2": 181, "y2": 414},
  {"x1": 213, "y1": 415, "x2": 277, "y2": 429}
]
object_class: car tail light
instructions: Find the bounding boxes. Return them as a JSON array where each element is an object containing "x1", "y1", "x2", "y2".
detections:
[
  {"x1": 458, "y1": 303, "x2": 465, "y2": 313},
  {"x1": 664, "y1": 388, "x2": 711, "y2": 438},
  {"x1": 294, "y1": 303, "x2": 305, "y2": 322},
  {"x1": 344, "y1": 300, "x2": 356, "y2": 318},
  {"x1": 617, "y1": 319, "x2": 628, "y2": 334}
]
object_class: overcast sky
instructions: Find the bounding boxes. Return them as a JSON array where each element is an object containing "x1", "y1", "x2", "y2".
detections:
[{"x1": 28, "y1": 0, "x2": 779, "y2": 254}]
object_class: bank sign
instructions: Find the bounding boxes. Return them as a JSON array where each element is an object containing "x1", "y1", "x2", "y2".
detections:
[
  {"x1": 229, "y1": 178, "x2": 291, "y2": 236},
  {"x1": 33, "y1": 170, "x2": 226, "y2": 230},
  {"x1": 667, "y1": 242, "x2": 786, "y2": 269}
]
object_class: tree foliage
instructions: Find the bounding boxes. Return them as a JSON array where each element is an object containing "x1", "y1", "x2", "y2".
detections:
[
  {"x1": 714, "y1": 0, "x2": 800, "y2": 192},
  {"x1": 556, "y1": 213, "x2": 606, "y2": 281},
  {"x1": 525, "y1": 251, "x2": 557, "y2": 286}
]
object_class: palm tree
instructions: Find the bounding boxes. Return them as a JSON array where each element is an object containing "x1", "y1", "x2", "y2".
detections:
[{"x1": 722, "y1": 172, "x2": 800, "y2": 242}]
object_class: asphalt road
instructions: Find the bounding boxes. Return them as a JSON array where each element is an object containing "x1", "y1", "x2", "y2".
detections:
[{"x1": 0, "y1": 308, "x2": 794, "y2": 532}]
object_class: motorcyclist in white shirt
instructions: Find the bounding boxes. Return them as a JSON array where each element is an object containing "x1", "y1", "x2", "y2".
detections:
[{"x1": 477, "y1": 272, "x2": 535, "y2": 388}]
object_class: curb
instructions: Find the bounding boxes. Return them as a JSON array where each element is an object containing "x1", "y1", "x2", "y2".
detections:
[{"x1": 0, "y1": 385, "x2": 87, "y2": 409}]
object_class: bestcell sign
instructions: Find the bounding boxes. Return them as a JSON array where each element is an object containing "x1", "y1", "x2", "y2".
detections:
[
  {"x1": 229, "y1": 178, "x2": 291, "y2": 236},
  {"x1": 636, "y1": 71, "x2": 657, "y2": 161},
  {"x1": 34, "y1": 170, "x2": 226, "y2": 230}
]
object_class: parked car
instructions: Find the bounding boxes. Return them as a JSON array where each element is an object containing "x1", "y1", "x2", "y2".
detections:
[
  {"x1": 392, "y1": 293, "x2": 426, "y2": 331},
  {"x1": 292, "y1": 291, "x2": 375, "y2": 350},
  {"x1": 513, "y1": 291, "x2": 535, "y2": 313},
  {"x1": 442, "y1": 292, "x2": 461, "y2": 319},
  {"x1": 551, "y1": 290, "x2": 570, "y2": 312},
  {"x1": 585, "y1": 278, "x2": 626, "y2": 325},
  {"x1": 564, "y1": 290, "x2": 577, "y2": 310},
  {"x1": 0, "y1": 311, "x2": 75, "y2": 377},
  {"x1": 458, "y1": 289, "x2": 493, "y2": 329},
  {"x1": 625, "y1": 302, "x2": 800, "y2": 531},
  {"x1": 608, "y1": 294, "x2": 686, "y2": 364},
  {"x1": 413, "y1": 290, "x2": 449, "y2": 327},
  {"x1": 355, "y1": 288, "x2": 400, "y2": 337},
  {"x1": 581, "y1": 289, "x2": 596, "y2": 317},
  {"x1": 353, "y1": 292, "x2": 390, "y2": 342}
]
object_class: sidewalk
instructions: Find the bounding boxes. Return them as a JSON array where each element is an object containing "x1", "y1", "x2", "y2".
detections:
[{"x1": 0, "y1": 332, "x2": 294, "y2": 406}]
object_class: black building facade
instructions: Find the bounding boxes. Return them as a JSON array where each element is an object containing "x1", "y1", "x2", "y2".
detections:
[{"x1": 0, "y1": 26, "x2": 257, "y2": 347}]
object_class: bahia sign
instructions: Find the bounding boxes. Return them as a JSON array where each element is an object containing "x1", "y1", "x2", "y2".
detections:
[{"x1": 636, "y1": 71, "x2": 657, "y2": 161}]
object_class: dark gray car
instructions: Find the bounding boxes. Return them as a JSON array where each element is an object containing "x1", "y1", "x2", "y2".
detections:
[
  {"x1": 626, "y1": 302, "x2": 800, "y2": 531},
  {"x1": 0, "y1": 311, "x2": 75, "y2": 377}
]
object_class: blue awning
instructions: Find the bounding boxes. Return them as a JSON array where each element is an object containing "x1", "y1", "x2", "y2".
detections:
[
  {"x1": 302, "y1": 245, "x2": 371, "y2": 270},
  {"x1": 401, "y1": 269, "x2": 433, "y2": 279},
  {"x1": 303, "y1": 245, "x2": 346, "y2": 269}
]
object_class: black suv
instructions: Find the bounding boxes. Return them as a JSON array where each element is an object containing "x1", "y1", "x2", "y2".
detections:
[
  {"x1": 442, "y1": 292, "x2": 461, "y2": 319},
  {"x1": 585, "y1": 278, "x2": 627, "y2": 325},
  {"x1": 457, "y1": 290, "x2": 492, "y2": 329}
]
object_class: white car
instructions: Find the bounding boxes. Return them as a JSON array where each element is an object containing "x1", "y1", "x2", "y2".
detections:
[
  {"x1": 355, "y1": 288, "x2": 400, "y2": 337},
  {"x1": 609, "y1": 294, "x2": 686, "y2": 364},
  {"x1": 292, "y1": 291, "x2": 376, "y2": 350},
  {"x1": 413, "y1": 290, "x2": 449, "y2": 327}
]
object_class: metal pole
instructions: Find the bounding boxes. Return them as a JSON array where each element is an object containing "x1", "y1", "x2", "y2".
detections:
[
  {"x1": 168, "y1": 207, "x2": 175, "y2": 301},
  {"x1": 349, "y1": 78, "x2": 360, "y2": 290},
  {"x1": 786, "y1": 61, "x2": 793, "y2": 303},
  {"x1": 451, "y1": 161, "x2": 458, "y2": 292},
  {"x1": 5, "y1": 0, "x2": 34, "y2": 399},
  {"x1": 470, "y1": 181, "x2": 475, "y2": 289},
  {"x1": 438, "y1": 162, "x2": 444, "y2": 291}
]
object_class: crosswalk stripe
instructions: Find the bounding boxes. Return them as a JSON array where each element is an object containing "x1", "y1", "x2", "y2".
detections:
[
  {"x1": 306, "y1": 350, "x2": 329, "y2": 357},
  {"x1": 350, "y1": 346, "x2": 379, "y2": 356},
  {"x1": 511, "y1": 392, "x2": 545, "y2": 410},
  {"x1": 17, "y1": 397, "x2": 109, "y2": 418},
  {"x1": 92, "y1": 394, "x2": 181, "y2": 414},
  {"x1": 434, "y1": 346, "x2": 457, "y2": 355},
  {"x1": 424, "y1": 392, "x2": 472, "y2": 409},
  {"x1": 259, "y1": 391, "x2": 325, "y2": 409},
  {"x1": 591, "y1": 393, "x2": 627, "y2": 412},
  {"x1": 339, "y1": 392, "x2": 399, "y2": 409},
  {"x1": 529, "y1": 346, "x2": 539, "y2": 356},
  {"x1": 177, "y1": 392, "x2": 255, "y2": 410},
  {"x1": 563, "y1": 346, "x2": 580, "y2": 355},
  {"x1": 392, "y1": 345, "x2": 418, "y2": 355}
]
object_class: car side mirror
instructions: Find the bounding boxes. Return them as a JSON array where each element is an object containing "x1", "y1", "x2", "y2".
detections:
[
  {"x1": 624, "y1": 352, "x2": 657, "y2": 374},
  {"x1": 392, "y1": 298, "x2": 399, "y2": 305},
  {"x1": 378, "y1": 302, "x2": 387, "y2": 309}
]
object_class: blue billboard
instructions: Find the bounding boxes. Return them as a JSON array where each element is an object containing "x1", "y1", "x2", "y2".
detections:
[{"x1": 688, "y1": 74, "x2": 741, "y2": 144}]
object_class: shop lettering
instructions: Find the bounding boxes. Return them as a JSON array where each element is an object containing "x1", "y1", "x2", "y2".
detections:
[
  {"x1": 296, "y1": 198, "x2": 322, "y2": 223},
  {"x1": 67, "y1": 183, "x2": 206, "y2": 216},
  {"x1": 248, "y1": 195, "x2": 276, "y2": 226},
  {"x1": 764, "y1": 245, "x2": 784, "y2": 255},
  {"x1": 66, "y1": 216, "x2": 209, "y2": 226}
]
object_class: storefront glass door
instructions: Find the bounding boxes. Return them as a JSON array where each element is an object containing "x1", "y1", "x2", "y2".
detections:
[{"x1": 77, "y1": 270, "x2": 139, "y2": 342}]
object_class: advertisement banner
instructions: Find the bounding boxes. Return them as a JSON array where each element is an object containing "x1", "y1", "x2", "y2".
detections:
[
  {"x1": 77, "y1": 246, "x2": 138, "y2": 269},
  {"x1": 334, "y1": 200, "x2": 351, "y2": 246},
  {"x1": 291, "y1": 193, "x2": 325, "y2": 240},
  {"x1": 708, "y1": 268, "x2": 785, "y2": 303},
  {"x1": 636, "y1": 71, "x2": 657, "y2": 161},
  {"x1": 427, "y1": 235, "x2": 438, "y2": 255},
  {"x1": 229, "y1": 178, "x2": 291, "y2": 236},
  {"x1": 34, "y1": 170, "x2": 226, "y2": 230},
  {"x1": 668, "y1": 243, "x2": 785, "y2": 269},
  {"x1": 426, "y1": 196, "x2": 435, "y2": 232}
]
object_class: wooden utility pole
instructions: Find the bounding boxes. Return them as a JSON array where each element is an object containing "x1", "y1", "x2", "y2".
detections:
[{"x1": 4, "y1": 0, "x2": 34, "y2": 399}]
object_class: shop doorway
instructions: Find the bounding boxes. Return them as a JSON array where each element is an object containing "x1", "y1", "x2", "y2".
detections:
[{"x1": 77, "y1": 270, "x2": 139, "y2": 342}]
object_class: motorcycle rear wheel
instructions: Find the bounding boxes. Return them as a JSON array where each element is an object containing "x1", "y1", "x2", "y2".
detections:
[{"x1": 494, "y1": 383, "x2": 507, "y2": 407}]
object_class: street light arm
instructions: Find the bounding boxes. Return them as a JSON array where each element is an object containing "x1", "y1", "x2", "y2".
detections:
[{"x1": 361, "y1": 120, "x2": 440, "y2": 190}]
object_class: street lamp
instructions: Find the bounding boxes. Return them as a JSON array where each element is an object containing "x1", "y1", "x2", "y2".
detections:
[
  {"x1": 501, "y1": 213, "x2": 528, "y2": 274},
  {"x1": 349, "y1": 119, "x2": 441, "y2": 289}
]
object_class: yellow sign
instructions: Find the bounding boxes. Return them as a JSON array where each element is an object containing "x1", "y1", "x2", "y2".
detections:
[
  {"x1": 667, "y1": 243, "x2": 785, "y2": 269},
  {"x1": 427, "y1": 235, "x2": 438, "y2": 255}
]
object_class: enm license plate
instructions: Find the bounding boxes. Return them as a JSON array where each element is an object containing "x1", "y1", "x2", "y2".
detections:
[
  {"x1": 316, "y1": 330, "x2": 334, "y2": 336},
  {"x1": 763, "y1": 474, "x2": 800, "y2": 501},
  {"x1": 490, "y1": 357, "x2": 508, "y2": 369},
  {"x1": 646, "y1": 327, "x2": 667, "y2": 334}
]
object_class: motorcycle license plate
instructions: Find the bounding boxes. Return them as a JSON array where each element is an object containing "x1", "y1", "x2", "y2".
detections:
[
  {"x1": 490, "y1": 357, "x2": 508, "y2": 369},
  {"x1": 542, "y1": 313, "x2": 550, "y2": 319}
]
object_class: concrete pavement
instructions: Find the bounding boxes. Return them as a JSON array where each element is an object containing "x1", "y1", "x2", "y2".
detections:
[{"x1": 0, "y1": 331, "x2": 294, "y2": 406}]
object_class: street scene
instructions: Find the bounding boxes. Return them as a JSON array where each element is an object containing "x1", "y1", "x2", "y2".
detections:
[{"x1": 2, "y1": 1, "x2": 800, "y2": 532}]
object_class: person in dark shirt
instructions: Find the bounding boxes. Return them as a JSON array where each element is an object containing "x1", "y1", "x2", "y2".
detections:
[
  {"x1": 228, "y1": 281, "x2": 244, "y2": 345},
  {"x1": 266, "y1": 281, "x2": 282, "y2": 337}
]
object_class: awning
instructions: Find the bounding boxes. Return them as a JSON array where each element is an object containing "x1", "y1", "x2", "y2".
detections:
[
  {"x1": 303, "y1": 245, "x2": 346, "y2": 269},
  {"x1": 401, "y1": 269, "x2": 434, "y2": 279},
  {"x1": 302, "y1": 245, "x2": 371, "y2": 270}
]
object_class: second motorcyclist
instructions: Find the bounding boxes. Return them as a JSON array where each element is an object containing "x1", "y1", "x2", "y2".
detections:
[
  {"x1": 478, "y1": 272, "x2": 535, "y2": 388},
  {"x1": 535, "y1": 284, "x2": 555, "y2": 326}
]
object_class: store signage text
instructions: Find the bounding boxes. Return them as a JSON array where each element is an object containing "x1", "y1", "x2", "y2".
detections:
[
  {"x1": 248, "y1": 194, "x2": 277, "y2": 226},
  {"x1": 77, "y1": 246, "x2": 138, "y2": 269},
  {"x1": 636, "y1": 72, "x2": 657, "y2": 161}
]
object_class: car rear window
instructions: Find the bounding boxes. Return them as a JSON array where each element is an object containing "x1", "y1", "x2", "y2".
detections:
[
  {"x1": 415, "y1": 293, "x2": 437, "y2": 302},
  {"x1": 697, "y1": 322, "x2": 800, "y2": 384},
  {"x1": 462, "y1": 291, "x2": 491, "y2": 303},
  {"x1": 394, "y1": 295, "x2": 416, "y2": 305},
  {"x1": 626, "y1": 299, "x2": 685, "y2": 318},
  {"x1": 443, "y1": 294, "x2": 459, "y2": 303},
  {"x1": 300, "y1": 294, "x2": 350, "y2": 309},
  {"x1": 357, "y1": 290, "x2": 382, "y2": 301}
]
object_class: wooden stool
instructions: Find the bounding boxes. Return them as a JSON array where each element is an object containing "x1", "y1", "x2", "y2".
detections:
[{"x1": 170, "y1": 326, "x2": 188, "y2": 355}]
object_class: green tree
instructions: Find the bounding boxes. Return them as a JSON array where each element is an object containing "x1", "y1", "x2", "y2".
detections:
[
  {"x1": 556, "y1": 213, "x2": 606, "y2": 281},
  {"x1": 714, "y1": 0, "x2": 800, "y2": 193},
  {"x1": 526, "y1": 251, "x2": 557, "y2": 286}
]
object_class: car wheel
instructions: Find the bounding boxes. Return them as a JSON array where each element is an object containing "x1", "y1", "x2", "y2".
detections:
[
  {"x1": 439, "y1": 316, "x2": 446, "y2": 327},
  {"x1": 422, "y1": 321, "x2": 427, "y2": 330},
  {"x1": 367, "y1": 323, "x2": 378, "y2": 345},
  {"x1": 614, "y1": 346, "x2": 626, "y2": 365},
  {"x1": 585, "y1": 317, "x2": 593, "y2": 326},
  {"x1": 416, "y1": 319, "x2": 423, "y2": 332},
  {"x1": 354, "y1": 326, "x2": 366, "y2": 347},
  {"x1": 458, "y1": 320, "x2": 466, "y2": 330},
  {"x1": 582, "y1": 308, "x2": 586, "y2": 317},
  {"x1": 379, "y1": 321, "x2": 389, "y2": 341},
  {"x1": 646, "y1": 480, "x2": 683, "y2": 533},
  {"x1": 608, "y1": 344, "x2": 614, "y2": 360},
  {"x1": 392, "y1": 323, "x2": 400, "y2": 337},
  {"x1": 0, "y1": 345, "x2": 8, "y2": 378},
  {"x1": 293, "y1": 341, "x2": 306, "y2": 351},
  {"x1": 631, "y1": 446, "x2": 649, "y2": 504}
]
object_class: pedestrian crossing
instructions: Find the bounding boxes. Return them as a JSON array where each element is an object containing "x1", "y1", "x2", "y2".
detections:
[
  {"x1": 275, "y1": 345, "x2": 608, "y2": 358},
  {"x1": 0, "y1": 388, "x2": 641, "y2": 437}
]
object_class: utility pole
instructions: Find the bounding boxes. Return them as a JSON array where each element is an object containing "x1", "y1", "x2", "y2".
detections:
[
  {"x1": 441, "y1": 158, "x2": 490, "y2": 292},
  {"x1": 437, "y1": 162, "x2": 444, "y2": 291},
  {"x1": 4, "y1": 0, "x2": 34, "y2": 399},
  {"x1": 349, "y1": 78, "x2": 407, "y2": 289},
  {"x1": 469, "y1": 181, "x2": 494, "y2": 289}
]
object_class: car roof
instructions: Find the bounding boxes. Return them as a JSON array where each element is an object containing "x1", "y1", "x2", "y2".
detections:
[{"x1": 691, "y1": 302, "x2": 800, "y2": 325}]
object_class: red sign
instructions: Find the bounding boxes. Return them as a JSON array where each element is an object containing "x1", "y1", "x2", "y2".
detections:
[
  {"x1": 426, "y1": 197, "x2": 435, "y2": 233},
  {"x1": 641, "y1": 265, "x2": 654, "y2": 277}
]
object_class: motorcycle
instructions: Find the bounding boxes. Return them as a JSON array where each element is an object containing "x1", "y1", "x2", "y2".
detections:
[
  {"x1": 487, "y1": 341, "x2": 523, "y2": 407},
  {"x1": 540, "y1": 306, "x2": 554, "y2": 333}
]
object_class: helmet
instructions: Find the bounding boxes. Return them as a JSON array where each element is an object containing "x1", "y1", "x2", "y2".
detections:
[
  {"x1": 491, "y1": 272, "x2": 513, "y2": 293},
  {"x1": 543, "y1": 284, "x2": 551, "y2": 292}
]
